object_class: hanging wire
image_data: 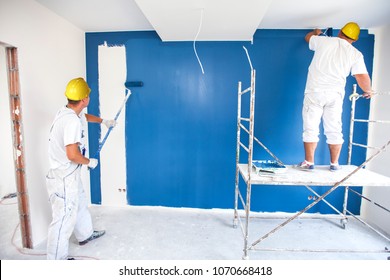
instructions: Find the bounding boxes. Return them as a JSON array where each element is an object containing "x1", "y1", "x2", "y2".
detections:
[
  {"x1": 242, "y1": 46, "x2": 253, "y2": 71},
  {"x1": 193, "y1": 8, "x2": 205, "y2": 74}
]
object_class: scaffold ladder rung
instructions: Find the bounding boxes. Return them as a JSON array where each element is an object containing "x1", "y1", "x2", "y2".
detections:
[{"x1": 240, "y1": 87, "x2": 251, "y2": 95}]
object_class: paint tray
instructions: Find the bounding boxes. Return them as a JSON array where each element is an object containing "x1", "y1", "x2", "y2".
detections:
[{"x1": 252, "y1": 160, "x2": 287, "y2": 175}]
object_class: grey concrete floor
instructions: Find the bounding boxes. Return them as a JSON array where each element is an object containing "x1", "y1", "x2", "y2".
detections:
[{"x1": 1, "y1": 196, "x2": 389, "y2": 261}]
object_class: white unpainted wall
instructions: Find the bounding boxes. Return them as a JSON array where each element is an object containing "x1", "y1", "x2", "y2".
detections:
[
  {"x1": 363, "y1": 24, "x2": 390, "y2": 234},
  {"x1": 98, "y1": 44, "x2": 127, "y2": 206},
  {"x1": 0, "y1": 0, "x2": 86, "y2": 247}
]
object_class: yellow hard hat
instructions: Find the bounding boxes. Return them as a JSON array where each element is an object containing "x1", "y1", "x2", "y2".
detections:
[
  {"x1": 341, "y1": 22, "x2": 360, "y2": 41},
  {"x1": 65, "y1": 77, "x2": 91, "y2": 101}
]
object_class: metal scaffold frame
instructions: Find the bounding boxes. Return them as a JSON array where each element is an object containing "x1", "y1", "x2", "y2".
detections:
[{"x1": 233, "y1": 52, "x2": 390, "y2": 259}]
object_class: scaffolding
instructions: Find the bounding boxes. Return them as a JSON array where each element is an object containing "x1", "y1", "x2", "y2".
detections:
[{"x1": 233, "y1": 62, "x2": 390, "y2": 259}]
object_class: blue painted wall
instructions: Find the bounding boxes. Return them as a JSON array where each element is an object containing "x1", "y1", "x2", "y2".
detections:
[{"x1": 86, "y1": 29, "x2": 374, "y2": 214}]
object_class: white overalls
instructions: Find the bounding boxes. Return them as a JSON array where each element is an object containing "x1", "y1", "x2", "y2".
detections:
[
  {"x1": 46, "y1": 106, "x2": 93, "y2": 260},
  {"x1": 303, "y1": 35, "x2": 368, "y2": 144}
]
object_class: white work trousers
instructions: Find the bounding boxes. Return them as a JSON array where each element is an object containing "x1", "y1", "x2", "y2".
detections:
[
  {"x1": 302, "y1": 91, "x2": 344, "y2": 144},
  {"x1": 46, "y1": 165, "x2": 93, "y2": 260}
]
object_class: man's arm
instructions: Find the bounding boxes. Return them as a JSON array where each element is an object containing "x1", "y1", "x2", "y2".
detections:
[
  {"x1": 85, "y1": 113, "x2": 116, "y2": 128},
  {"x1": 354, "y1": 73, "x2": 373, "y2": 98},
  {"x1": 305, "y1": 29, "x2": 322, "y2": 43},
  {"x1": 85, "y1": 113, "x2": 103, "y2": 124},
  {"x1": 66, "y1": 143, "x2": 90, "y2": 165}
]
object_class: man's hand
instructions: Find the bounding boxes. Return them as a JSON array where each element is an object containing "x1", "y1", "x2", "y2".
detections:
[
  {"x1": 305, "y1": 28, "x2": 323, "y2": 43},
  {"x1": 102, "y1": 119, "x2": 117, "y2": 128},
  {"x1": 313, "y1": 28, "x2": 322, "y2": 36},
  {"x1": 87, "y1": 158, "x2": 98, "y2": 169},
  {"x1": 362, "y1": 91, "x2": 373, "y2": 99}
]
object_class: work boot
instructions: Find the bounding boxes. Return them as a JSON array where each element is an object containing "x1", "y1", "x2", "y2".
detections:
[{"x1": 79, "y1": 230, "x2": 105, "y2": 246}]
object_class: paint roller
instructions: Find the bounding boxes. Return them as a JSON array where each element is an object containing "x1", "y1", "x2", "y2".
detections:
[
  {"x1": 125, "y1": 81, "x2": 143, "y2": 88},
  {"x1": 93, "y1": 81, "x2": 143, "y2": 157},
  {"x1": 324, "y1": 27, "x2": 333, "y2": 37}
]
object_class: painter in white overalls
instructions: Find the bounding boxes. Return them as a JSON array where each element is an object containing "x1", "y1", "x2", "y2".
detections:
[
  {"x1": 298, "y1": 22, "x2": 372, "y2": 171},
  {"x1": 46, "y1": 78, "x2": 114, "y2": 259}
]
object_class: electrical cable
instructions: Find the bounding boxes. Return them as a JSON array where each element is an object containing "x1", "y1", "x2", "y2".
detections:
[
  {"x1": 11, "y1": 223, "x2": 46, "y2": 257},
  {"x1": 193, "y1": 8, "x2": 205, "y2": 74},
  {"x1": 0, "y1": 193, "x2": 17, "y2": 205},
  {"x1": 242, "y1": 46, "x2": 253, "y2": 71},
  {"x1": 1, "y1": 194, "x2": 99, "y2": 259},
  {"x1": 10, "y1": 223, "x2": 99, "y2": 259}
]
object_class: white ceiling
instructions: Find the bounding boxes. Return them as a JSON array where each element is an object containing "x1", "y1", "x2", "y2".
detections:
[
  {"x1": 35, "y1": 0, "x2": 390, "y2": 41},
  {"x1": 134, "y1": 0, "x2": 273, "y2": 41}
]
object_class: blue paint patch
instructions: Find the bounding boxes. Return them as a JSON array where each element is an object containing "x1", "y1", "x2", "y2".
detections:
[{"x1": 85, "y1": 30, "x2": 374, "y2": 214}]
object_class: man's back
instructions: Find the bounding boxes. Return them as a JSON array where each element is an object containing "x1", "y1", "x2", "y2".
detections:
[{"x1": 305, "y1": 35, "x2": 365, "y2": 94}]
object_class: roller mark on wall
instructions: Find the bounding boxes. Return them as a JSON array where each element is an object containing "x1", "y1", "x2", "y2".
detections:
[{"x1": 98, "y1": 44, "x2": 128, "y2": 206}]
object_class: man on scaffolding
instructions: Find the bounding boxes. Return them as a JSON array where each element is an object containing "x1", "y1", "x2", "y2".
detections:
[{"x1": 297, "y1": 22, "x2": 373, "y2": 172}]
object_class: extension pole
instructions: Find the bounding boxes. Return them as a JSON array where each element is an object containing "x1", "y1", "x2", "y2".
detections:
[{"x1": 94, "y1": 89, "x2": 131, "y2": 157}]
